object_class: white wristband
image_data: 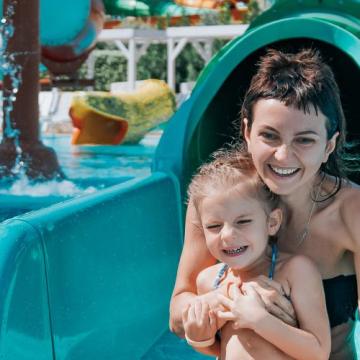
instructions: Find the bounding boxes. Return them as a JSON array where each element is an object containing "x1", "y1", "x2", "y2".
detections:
[{"x1": 185, "y1": 334, "x2": 216, "y2": 348}]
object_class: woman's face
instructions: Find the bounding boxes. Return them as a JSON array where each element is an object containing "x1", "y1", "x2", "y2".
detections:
[{"x1": 244, "y1": 99, "x2": 338, "y2": 196}]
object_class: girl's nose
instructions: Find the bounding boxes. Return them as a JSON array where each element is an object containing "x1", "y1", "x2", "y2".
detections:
[{"x1": 221, "y1": 224, "x2": 236, "y2": 242}]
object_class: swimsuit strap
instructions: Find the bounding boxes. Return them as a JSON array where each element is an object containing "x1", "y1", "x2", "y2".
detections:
[
  {"x1": 213, "y1": 263, "x2": 229, "y2": 289},
  {"x1": 268, "y1": 243, "x2": 278, "y2": 280}
]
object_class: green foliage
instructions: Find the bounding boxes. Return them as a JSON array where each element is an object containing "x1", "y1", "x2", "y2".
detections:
[
  {"x1": 245, "y1": 0, "x2": 262, "y2": 23},
  {"x1": 82, "y1": 41, "x2": 211, "y2": 92}
]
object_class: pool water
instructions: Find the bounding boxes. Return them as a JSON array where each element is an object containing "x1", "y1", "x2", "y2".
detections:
[
  {"x1": 42, "y1": 133, "x2": 158, "y2": 181},
  {"x1": 0, "y1": 133, "x2": 160, "y2": 221}
]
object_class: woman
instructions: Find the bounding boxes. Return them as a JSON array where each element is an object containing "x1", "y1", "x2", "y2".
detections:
[{"x1": 170, "y1": 49, "x2": 359, "y2": 359}]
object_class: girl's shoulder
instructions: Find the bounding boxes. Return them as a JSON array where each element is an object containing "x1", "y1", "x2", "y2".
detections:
[
  {"x1": 276, "y1": 253, "x2": 321, "y2": 287},
  {"x1": 196, "y1": 263, "x2": 225, "y2": 294}
]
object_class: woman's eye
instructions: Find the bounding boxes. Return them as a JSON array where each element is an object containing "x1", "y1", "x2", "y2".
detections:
[{"x1": 259, "y1": 132, "x2": 278, "y2": 141}]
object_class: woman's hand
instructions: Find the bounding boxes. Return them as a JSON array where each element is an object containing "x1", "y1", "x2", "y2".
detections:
[
  {"x1": 182, "y1": 299, "x2": 218, "y2": 342},
  {"x1": 247, "y1": 275, "x2": 297, "y2": 326},
  {"x1": 217, "y1": 283, "x2": 268, "y2": 329}
]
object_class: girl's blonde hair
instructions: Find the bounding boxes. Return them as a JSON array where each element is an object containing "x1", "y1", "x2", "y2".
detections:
[{"x1": 188, "y1": 148, "x2": 280, "y2": 214}]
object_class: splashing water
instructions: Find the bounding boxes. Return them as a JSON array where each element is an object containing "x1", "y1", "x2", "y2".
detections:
[
  {"x1": 0, "y1": 2, "x2": 100, "y2": 197},
  {"x1": 0, "y1": 176, "x2": 97, "y2": 197},
  {"x1": 1, "y1": 1, "x2": 25, "y2": 176}
]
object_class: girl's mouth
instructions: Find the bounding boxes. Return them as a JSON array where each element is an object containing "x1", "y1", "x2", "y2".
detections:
[
  {"x1": 223, "y1": 246, "x2": 248, "y2": 257},
  {"x1": 268, "y1": 165, "x2": 300, "y2": 177}
]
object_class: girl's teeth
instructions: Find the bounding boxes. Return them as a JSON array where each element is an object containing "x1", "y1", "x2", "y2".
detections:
[
  {"x1": 270, "y1": 165, "x2": 298, "y2": 175},
  {"x1": 224, "y1": 246, "x2": 247, "y2": 255}
]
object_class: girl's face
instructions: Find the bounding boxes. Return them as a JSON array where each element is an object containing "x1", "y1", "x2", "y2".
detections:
[
  {"x1": 199, "y1": 185, "x2": 281, "y2": 270},
  {"x1": 244, "y1": 99, "x2": 338, "y2": 196}
]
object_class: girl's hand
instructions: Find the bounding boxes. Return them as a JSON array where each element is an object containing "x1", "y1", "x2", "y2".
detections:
[
  {"x1": 182, "y1": 299, "x2": 218, "y2": 342},
  {"x1": 217, "y1": 283, "x2": 268, "y2": 329},
  {"x1": 247, "y1": 275, "x2": 297, "y2": 326}
]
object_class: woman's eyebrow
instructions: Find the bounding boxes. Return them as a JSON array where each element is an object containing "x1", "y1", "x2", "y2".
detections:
[
  {"x1": 259, "y1": 125, "x2": 278, "y2": 132},
  {"x1": 295, "y1": 130, "x2": 319, "y2": 136},
  {"x1": 260, "y1": 126, "x2": 319, "y2": 136}
]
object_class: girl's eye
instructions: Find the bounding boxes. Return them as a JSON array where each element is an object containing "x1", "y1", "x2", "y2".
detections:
[
  {"x1": 295, "y1": 137, "x2": 315, "y2": 145},
  {"x1": 205, "y1": 224, "x2": 221, "y2": 230},
  {"x1": 237, "y1": 219, "x2": 252, "y2": 225}
]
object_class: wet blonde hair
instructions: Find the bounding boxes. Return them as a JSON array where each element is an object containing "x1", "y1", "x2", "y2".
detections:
[{"x1": 188, "y1": 148, "x2": 280, "y2": 215}]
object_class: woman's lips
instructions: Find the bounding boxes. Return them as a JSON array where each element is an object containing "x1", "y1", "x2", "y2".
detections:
[{"x1": 268, "y1": 164, "x2": 300, "y2": 177}]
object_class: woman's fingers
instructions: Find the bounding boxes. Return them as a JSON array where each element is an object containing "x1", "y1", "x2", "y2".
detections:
[
  {"x1": 228, "y1": 283, "x2": 242, "y2": 299},
  {"x1": 217, "y1": 293, "x2": 233, "y2": 309},
  {"x1": 266, "y1": 303, "x2": 297, "y2": 326},
  {"x1": 257, "y1": 275, "x2": 284, "y2": 294},
  {"x1": 250, "y1": 276, "x2": 297, "y2": 323},
  {"x1": 273, "y1": 293, "x2": 296, "y2": 319},
  {"x1": 217, "y1": 310, "x2": 236, "y2": 321}
]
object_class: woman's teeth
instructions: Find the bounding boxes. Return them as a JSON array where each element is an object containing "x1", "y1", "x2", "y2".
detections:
[
  {"x1": 269, "y1": 165, "x2": 299, "y2": 176},
  {"x1": 223, "y1": 246, "x2": 248, "y2": 256}
]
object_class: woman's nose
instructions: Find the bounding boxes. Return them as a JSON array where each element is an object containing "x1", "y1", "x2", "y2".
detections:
[{"x1": 274, "y1": 143, "x2": 292, "y2": 162}]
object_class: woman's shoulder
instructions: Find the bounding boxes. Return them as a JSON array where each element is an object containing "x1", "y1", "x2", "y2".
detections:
[
  {"x1": 336, "y1": 180, "x2": 360, "y2": 248},
  {"x1": 321, "y1": 176, "x2": 360, "y2": 215}
]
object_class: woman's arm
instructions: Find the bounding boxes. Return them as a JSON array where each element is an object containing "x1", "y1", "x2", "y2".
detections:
[
  {"x1": 342, "y1": 189, "x2": 360, "y2": 312},
  {"x1": 169, "y1": 199, "x2": 217, "y2": 337},
  {"x1": 218, "y1": 256, "x2": 331, "y2": 360}
]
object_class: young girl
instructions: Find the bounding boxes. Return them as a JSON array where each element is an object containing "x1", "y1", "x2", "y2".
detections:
[{"x1": 182, "y1": 149, "x2": 330, "y2": 359}]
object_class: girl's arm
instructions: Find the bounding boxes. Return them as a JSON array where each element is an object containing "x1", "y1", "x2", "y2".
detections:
[
  {"x1": 218, "y1": 256, "x2": 331, "y2": 360},
  {"x1": 169, "y1": 199, "x2": 217, "y2": 337},
  {"x1": 182, "y1": 300, "x2": 221, "y2": 357}
]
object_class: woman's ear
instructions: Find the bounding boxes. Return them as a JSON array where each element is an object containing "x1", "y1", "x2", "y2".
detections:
[
  {"x1": 243, "y1": 118, "x2": 251, "y2": 148},
  {"x1": 267, "y1": 208, "x2": 282, "y2": 236},
  {"x1": 322, "y1": 131, "x2": 339, "y2": 163}
]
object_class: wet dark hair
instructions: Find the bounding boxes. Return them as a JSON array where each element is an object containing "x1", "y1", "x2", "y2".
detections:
[
  {"x1": 240, "y1": 48, "x2": 358, "y2": 198},
  {"x1": 188, "y1": 148, "x2": 280, "y2": 213}
]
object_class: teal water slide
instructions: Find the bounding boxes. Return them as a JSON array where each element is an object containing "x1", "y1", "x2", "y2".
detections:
[{"x1": 0, "y1": 0, "x2": 360, "y2": 358}]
